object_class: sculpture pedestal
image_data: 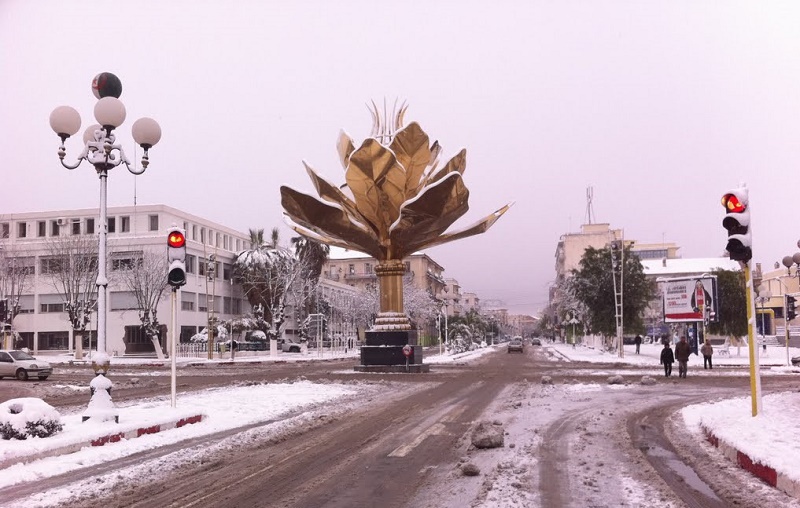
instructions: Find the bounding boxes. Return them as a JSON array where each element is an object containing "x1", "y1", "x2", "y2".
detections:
[{"x1": 354, "y1": 329, "x2": 430, "y2": 373}]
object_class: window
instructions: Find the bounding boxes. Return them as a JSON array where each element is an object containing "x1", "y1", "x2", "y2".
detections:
[
  {"x1": 192, "y1": 225, "x2": 197, "y2": 241},
  {"x1": 233, "y1": 298, "x2": 242, "y2": 315},
  {"x1": 180, "y1": 326, "x2": 196, "y2": 343},
  {"x1": 200, "y1": 228, "x2": 206, "y2": 244},
  {"x1": 111, "y1": 252, "x2": 142, "y2": 271},
  {"x1": 120, "y1": 216, "x2": 130, "y2": 233},
  {"x1": 16, "y1": 295, "x2": 35, "y2": 314},
  {"x1": 110, "y1": 291, "x2": 138, "y2": 311},
  {"x1": 365, "y1": 263, "x2": 372, "y2": 274},
  {"x1": 107, "y1": 217, "x2": 116, "y2": 233},
  {"x1": 223, "y1": 297, "x2": 232, "y2": 314},
  {"x1": 349, "y1": 264, "x2": 355, "y2": 274},
  {"x1": 198, "y1": 259, "x2": 206, "y2": 277},
  {"x1": 40, "y1": 303, "x2": 66, "y2": 313},
  {"x1": 40, "y1": 257, "x2": 66, "y2": 274},
  {"x1": 236, "y1": 239, "x2": 241, "y2": 251},
  {"x1": 149, "y1": 214, "x2": 159, "y2": 231},
  {"x1": 405, "y1": 262, "x2": 411, "y2": 273},
  {"x1": 37, "y1": 221, "x2": 46, "y2": 237},
  {"x1": 17, "y1": 222, "x2": 27, "y2": 238},
  {"x1": 0, "y1": 223, "x2": 8, "y2": 239},
  {"x1": 186, "y1": 254, "x2": 196, "y2": 274},
  {"x1": 71, "y1": 218, "x2": 81, "y2": 235},
  {"x1": 198, "y1": 293, "x2": 208, "y2": 312},
  {"x1": 181, "y1": 291, "x2": 195, "y2": 311},
  {"x1": 16, "y1": 257, "x2": 35, "y2": 275},
  {"x1": 223, "y1": 263, "x2": 232, "y2": 280},
  {"x1": 51, "y1": 220, "x2": 60, "y2": 236},
  {"x1": 86, "y1": 218, "x2": 95, "y2": 234}
]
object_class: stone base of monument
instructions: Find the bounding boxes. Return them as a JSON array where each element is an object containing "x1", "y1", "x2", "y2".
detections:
[{"x1": 354, "y1": 329, "x2": 430, "y2": 373}]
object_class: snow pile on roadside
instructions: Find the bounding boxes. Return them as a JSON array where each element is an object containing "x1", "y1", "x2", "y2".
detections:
[{"x1": 682, "y1": 392, "x2": 800, "y2": 483}]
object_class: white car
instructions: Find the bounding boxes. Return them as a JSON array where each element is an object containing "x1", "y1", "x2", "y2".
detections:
[{"x1": 0, "y1": 350, "x2": 53, "y2": 381}]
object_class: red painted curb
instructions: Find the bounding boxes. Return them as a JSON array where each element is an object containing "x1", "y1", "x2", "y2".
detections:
[{"x1": 702, "y1": 426, "x2": 788, "y2": 496}]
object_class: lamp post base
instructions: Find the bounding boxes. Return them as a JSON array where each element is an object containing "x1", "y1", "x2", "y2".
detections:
[{"x1": 355, "y1": 330, "x2": 430, "y2": 373}]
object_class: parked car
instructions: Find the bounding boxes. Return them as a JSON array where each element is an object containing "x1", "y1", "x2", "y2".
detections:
[
  {"x1": 530, "y1": 338, "x2": 542, "y2": 346},
  {"x1": 281, "y1": 341, "x2": 303, "y2": 353},
  {"x1": 0, "y1": 350, "x2": 53, "y2": 381},
  {"x1": 507, "y1": 339, "x2": 524, "y2": 353}
]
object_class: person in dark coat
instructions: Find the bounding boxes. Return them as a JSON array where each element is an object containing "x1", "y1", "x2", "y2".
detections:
[
  {"x1": 675, "y1": 336, "x2": 692, "y2": 378},
  {"x1": 660, "y1": 343, "x2": 674, "y2": 377},
  {"x1": 701, "y1": 340, "x2": 713, "y2": 369},
  {"x1": 634, "y1": 334, "x2": 642, "y2": 354}
]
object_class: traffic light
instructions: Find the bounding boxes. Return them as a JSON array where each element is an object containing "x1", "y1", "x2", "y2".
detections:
[
  {"x1": 167, "y1": 227, "x2": 187, "y2": 287},
  {"x1": 787, "y1": 295, "x2": 797, "y2": 321},
  {"x1": 721, "y1": 188, "x2": 752, "y2": 263}
]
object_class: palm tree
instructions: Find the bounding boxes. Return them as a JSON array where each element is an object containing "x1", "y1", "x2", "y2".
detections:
[
  {"x1": 291, "y1": 236, "x2": 330, "y2": 282},
  {"x1": 248, "y1": 228, "x2": 265, "y2": 249},
  {"x1": 234, "y1": 227, "x2": 292, "y2": 331},
  {"x1": 290, "y1": 236, "x2": 330, "y2": 317}
]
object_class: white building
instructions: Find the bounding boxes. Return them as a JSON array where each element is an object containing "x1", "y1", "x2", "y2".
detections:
[{"x1": 0, "y1": 204, "x2": 251, "y2": 355}]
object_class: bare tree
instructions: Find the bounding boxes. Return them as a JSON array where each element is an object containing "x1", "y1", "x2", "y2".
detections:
[
  {"x1": 44, "y1": 234, "x2": 98, "y2": 359},
  {"x1": 112, "y1": 250, "x2": 170, "y2": 359},
  {"x1": 0, "y1": 245, "x2": 34, "y2": 348}
]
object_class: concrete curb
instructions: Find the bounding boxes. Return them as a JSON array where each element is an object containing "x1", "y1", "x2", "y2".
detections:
[
  {"x1": 0, "y1": 413, "x2": 205, "y2": 471},
  {"x1": 702, "y1": 425, "x2": 800, "y2": 499}
]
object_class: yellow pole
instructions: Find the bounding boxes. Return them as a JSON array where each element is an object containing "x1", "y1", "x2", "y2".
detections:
[{"x1": 744, "y1": 263, "x2": 762, "y2": 416}]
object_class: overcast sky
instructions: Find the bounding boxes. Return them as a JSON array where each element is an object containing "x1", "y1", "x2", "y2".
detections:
[{"x1": 2, "y1": 1, "x2": 800, "y2": 316}]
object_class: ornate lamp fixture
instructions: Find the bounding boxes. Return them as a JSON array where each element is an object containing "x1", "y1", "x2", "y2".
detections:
[
  {"x1": 49, "y1": 73, "x2": 161, "y2": 421},
  {"x1": 281, "y1": 102, "x2": 510, "y2": 370}
]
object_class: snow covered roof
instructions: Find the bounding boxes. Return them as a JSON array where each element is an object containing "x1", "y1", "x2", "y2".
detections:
[{"x1": 640, "y1": 257, "x2": 741, "y2": 277}]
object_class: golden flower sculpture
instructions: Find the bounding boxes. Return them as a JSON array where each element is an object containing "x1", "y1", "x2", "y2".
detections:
[{"x1": 281, "y1": 108, "x2": 511, "y2": 329}]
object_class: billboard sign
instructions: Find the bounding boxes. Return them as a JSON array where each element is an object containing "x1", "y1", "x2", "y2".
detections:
[{"x1": 662, "y1": 276, "x2": 718, "y2": 323}]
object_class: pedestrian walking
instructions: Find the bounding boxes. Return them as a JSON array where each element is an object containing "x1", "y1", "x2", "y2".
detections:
[
  {"x1": 634, "y1": 334, "x2": 642, "y2": 354},
  {"x1": 660, "y1": 342, "x2": 674, "y2": 377},
  {"x1": 675, "y1": 336, "x2": 692, "y2": 378},
  {"x1": 701, "y1": 339, "x2": 714, "y2": 369}
]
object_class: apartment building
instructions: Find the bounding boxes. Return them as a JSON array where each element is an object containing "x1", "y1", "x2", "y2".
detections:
[
  {"x1": 324, "y1": 249, "x2": 447, "y2": 299},
  {"x1": 0, "y1": 205, "x2": 251, "y2": 355}
]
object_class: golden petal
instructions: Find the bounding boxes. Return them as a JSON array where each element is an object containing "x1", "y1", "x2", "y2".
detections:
[
  {"x1": 303, "y1": 161, "x2": 365, "y2": 227},
  {"x1": 405, "y1": 203, "x2": 513, "y2": 254},
  {"x1": 346, "y1": 138, "x2": 402, "y2": 233},
  {"x1": 280, "y1": 186, "x2": 381, "y2": 258},
  {"x1": 285, "y1": 219, "x2": 381, "y2": 259},
  {"x1": 336, "y1": 130, "x2": 355, "y2": 170},
  {"x1": 425, "y1": 148, "x2": 467, "y2": 187},
  {"x1": 389, "y1": 122, "x2": 431, "y2": 198},
  {"x1": 390, "y1": 173, "x2": 470, "y2": 258}
]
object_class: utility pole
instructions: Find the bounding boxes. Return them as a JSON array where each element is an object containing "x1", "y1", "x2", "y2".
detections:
[{"x1": 610, "y1": 233, "x2": 624, "y2": 357}]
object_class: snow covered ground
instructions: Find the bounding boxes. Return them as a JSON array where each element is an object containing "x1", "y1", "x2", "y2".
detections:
[{"x1": 2, "y1": 342, "x2": 800, "y2": 506}]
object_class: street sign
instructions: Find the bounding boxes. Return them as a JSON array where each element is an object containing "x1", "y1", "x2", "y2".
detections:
[{"x1": 402, "y1": 344, "x2": 413, "y2": 357}]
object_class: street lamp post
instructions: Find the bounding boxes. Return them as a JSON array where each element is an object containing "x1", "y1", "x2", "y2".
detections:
[
  {"x1": 755, "y1": 285, "x2": 771, "y2": 345},
  {"x1": 49, "y1": 73, "x2": 161, "y2": 421},
  {"x1": 781, "y1": 252, "x2": 800, "y2": 366}
]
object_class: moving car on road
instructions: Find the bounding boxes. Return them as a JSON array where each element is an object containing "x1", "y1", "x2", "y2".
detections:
[
  {"x1": 507, "y1": 338, "x2": 524, "y2": 353},
  {"x1": 0, "y1": 350, "x2": 52, "y2": 381}
]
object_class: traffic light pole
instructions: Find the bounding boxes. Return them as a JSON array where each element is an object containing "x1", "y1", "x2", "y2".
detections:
[
  {"x1": 171, "y1": 287, "x2": 177, "y2": 408},
  {"x1": 786, "y1": 296, "x2": 791, "y2": 368},
  {"x1": 743, "y1": 263, "x2": 762, "y2": 416}
]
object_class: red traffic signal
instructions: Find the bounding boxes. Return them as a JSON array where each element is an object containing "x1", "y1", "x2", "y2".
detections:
[
  {"x1": 721, "y1": 188, "x2": 752, "y2": 263},
  {"x1": 721, "y1": 193, "x2": 746, "y2": 214},
  {"x1": 167, "y1": 231, "x2": 186, "y2": 249},
  {"x1": 166, "y1": 227, "x2": 187, "y2": 287}
]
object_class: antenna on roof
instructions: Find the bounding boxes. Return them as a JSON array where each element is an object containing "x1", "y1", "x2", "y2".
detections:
[{"x1": 585, "y1": 186, "x2": 595, "y2": 224}]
